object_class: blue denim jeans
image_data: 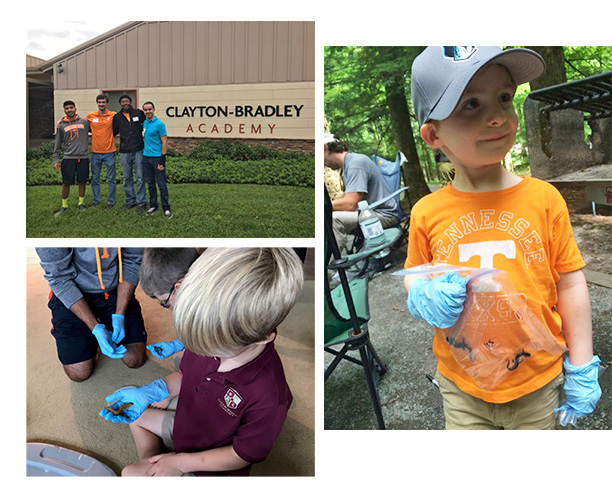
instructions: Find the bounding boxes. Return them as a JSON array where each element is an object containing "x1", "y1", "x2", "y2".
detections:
[
  {"x1": 91, "y1": 152, "x2": 117, "y2": 205},
  {"x1": 120, "y1": 151, "x2": 146, "y2": 206},
  {"x1": 143, "y1": 156, "x2": 170, "y2": 211}
]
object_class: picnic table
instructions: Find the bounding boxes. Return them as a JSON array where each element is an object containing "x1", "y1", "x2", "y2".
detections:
[
  {"x1": 527, "y1": 72, "x2": 612, "y2": 211},
  {"x1": 528, "y1": 71, "x2": 611, "y2": 122}
]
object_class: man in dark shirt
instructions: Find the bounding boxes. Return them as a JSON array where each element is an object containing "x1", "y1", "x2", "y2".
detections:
[{"x1": 113, "y1": 95, "x2": 147, "y2": 212}]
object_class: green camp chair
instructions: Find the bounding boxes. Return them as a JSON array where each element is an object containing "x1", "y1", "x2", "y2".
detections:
[{"x1": 324, "y1": 187, "x2": 401, "y2": 429}]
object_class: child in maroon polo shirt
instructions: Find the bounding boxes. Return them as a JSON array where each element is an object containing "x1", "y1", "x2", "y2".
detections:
[{"x1": 100, "y1": 248, "x2": 304, "y2": 476}]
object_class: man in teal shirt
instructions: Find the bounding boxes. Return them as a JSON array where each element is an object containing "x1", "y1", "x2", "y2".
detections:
[{"x1": 143, "y1": 101, "x2": 172, "y2": 219}]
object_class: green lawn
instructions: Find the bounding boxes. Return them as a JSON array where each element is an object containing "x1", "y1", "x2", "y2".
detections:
[{"x1": 27, "y1": 183, "x2": 315, "y2": 238}]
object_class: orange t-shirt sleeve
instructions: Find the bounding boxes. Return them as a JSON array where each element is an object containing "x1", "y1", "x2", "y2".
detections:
[
  {"x1": 550, "y1": 201, "x2": 585, "y2": 278},
  {"x1": 405, "y1": 201, "x2": 432, "y2": 268}
]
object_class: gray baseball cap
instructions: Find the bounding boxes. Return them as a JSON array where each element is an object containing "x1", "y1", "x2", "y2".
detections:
[{"x1": 411, "y1": 46, "x2": 545, "y2": 126}]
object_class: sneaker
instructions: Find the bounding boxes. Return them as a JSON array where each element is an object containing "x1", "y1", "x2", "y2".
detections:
[
  {"x1": 137, "y1": 205, "x2": 147, "y2": 214},
  {"x1": 105, "y1": 204, "x2": 114, "y2": 210},
  {"x1": 54, "y1": 206, "x2": 67, "y2": 217},
  {"x1": 164, "y1": 210, "x2": 173, "y2": 219},
  {"x1": 146, "y1": 207, "x2": 157, "y2": 216},
  {"x1": 77, "y1": 204, "x2": 87, "y2": 212},
  {"x1": 123, "y1": 203, "x2": 137, "y2": 210}
]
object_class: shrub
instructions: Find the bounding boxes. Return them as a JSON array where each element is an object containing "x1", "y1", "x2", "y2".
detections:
[{"x1": 25, "y1": 140, "x2": 314, "y2": 188}]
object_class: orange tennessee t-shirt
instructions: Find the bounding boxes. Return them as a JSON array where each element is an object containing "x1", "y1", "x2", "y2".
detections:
[
  {"x1": 86, "y1": 110, "x2": 117, "y2": 153},
  {"x1": 405, "y1": 177, "x2": 585, "y2": 403}
]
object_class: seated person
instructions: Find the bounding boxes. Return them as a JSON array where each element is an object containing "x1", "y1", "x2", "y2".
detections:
[
  {"x1": 100, "y1": 248, "x2": 304, "y2": 476},
  {"x1": 323, "y1": 133, "x2": 398, "y2": 254}
]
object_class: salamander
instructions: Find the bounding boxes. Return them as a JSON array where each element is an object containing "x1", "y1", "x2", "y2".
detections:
[
  {"x1": 506, "y1": 350, "x2": 531, "y2": 371},
  {"x1": 104, "y1": 402, "x2": 133, "y2": 416}
]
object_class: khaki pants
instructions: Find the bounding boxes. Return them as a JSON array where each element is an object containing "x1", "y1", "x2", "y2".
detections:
[{"x1": 436, "y1": 370, "x2": 564, "y2": 430}]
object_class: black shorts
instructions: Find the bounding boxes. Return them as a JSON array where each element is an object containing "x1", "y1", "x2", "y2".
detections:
[
  {"x1": 61, "y1": 158, "x2": 89, "y2": 185},
  {"x1": 47, "y1": 288, "x2": 147, "y2": 365}
]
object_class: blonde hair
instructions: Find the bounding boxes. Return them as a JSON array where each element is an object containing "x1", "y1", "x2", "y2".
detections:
[{"x1": 173, "y1": 248, "x2": 304, "y2": 357}]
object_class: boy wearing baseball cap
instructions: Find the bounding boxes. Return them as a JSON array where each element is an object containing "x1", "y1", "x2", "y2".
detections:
[{"x1": 404, "y1": 46, "x2": 601, "y2": 429}]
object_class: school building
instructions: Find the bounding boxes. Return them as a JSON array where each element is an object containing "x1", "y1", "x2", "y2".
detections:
[{"x1": 26, "y1": 21, "x2": 315, "y2": 153}]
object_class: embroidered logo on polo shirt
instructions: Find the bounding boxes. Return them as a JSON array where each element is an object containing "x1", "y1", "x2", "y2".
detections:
[{"x1": 224, "y1": 388, "x2": 243, "y2": 409}]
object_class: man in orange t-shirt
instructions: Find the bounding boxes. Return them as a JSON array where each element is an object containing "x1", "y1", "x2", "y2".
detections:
[
  {"x1": 404, "y1": 46, "x2": 602, "y2": 429},
  {"x1": 86, "y1": 94, "x2": 117, "y2": 209}
]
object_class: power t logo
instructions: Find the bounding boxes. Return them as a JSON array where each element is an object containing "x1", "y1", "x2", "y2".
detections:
[
  {"x1": 443, "y1": 46, "x2": 478, "y2": 61},
  {"x1": 224, "y1": 388, "x2": 243, "y2": 409}
]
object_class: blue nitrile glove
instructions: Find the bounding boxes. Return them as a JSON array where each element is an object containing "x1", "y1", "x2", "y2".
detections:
[
  {"x1": 554, "y1": 355, "x2": 602, "y2": 427},
  {"x1": 147, "y1": 339, "x2": 184, "y2": 359},
  {"x1": 100, "y1": 379, "x2": 169, "y2": 424},
  {"x1": 111, "y1": 314, "x2": 125, "y2": 344},
  {"x1": 92, "y1": 323, "x2": 127, "y2": 359},
  {"x1": 407, "y1": 272, "x2": 469, "y2": 328}
]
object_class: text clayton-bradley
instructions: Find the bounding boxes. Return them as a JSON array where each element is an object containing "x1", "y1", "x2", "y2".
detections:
[{"x1": 166, "y1": 104, "x2": 305, "y2": 118}]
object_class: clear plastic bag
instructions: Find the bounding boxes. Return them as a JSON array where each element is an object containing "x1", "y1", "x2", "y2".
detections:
[
  {"x1": 393, "y1": 263, "x2": 476, "y2": 278},
  {"x1": 445, "y1": 268, "x2": 567, "y2": 390},
  {"x1": 395, "y1": 264, "x2": 568, "y2": 390}
]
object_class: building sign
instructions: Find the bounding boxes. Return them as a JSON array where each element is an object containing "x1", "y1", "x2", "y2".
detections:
[
  {"x1": 166, "y1": 104, "x2": 305, "y2": 118},
  {"x1": 141, "y1": 82, "x2": 314, "y2": 140},
  {"x1": 165, "y1": 104, "x2": 305, "y2": 137}
]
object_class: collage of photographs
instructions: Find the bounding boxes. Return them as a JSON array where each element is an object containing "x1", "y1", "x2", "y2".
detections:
[{"x1": 20, "y1": 13, "x2": 611, "y2": 497}]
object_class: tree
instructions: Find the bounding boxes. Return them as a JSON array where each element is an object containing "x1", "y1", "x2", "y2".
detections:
[
  {"x1": 379, "y1": 51, "x2": 430, "y2": 201},
  {"x1": 325, "y1": 46, "x2": 431, "y2": 204},
  {"x1": 525, "y1": 46, "x2": 567, "y2": 89}
]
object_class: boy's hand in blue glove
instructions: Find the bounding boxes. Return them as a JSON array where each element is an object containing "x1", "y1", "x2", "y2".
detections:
[
  {"x1": 111, "y1": 314, "x2": 125, "y2": 344},
  {"x1": 147, "y1": 339, "x2": 184, "y2": 359},
  {"x1": 554, "y1": 355, "x2": 602, "y2": 426},
  {"x1": 100, "y1": 379, "x2": 169, "y2": 424},
  {"x1": 92, "y1": 323, "x2": 127, "y2": 359},
  {"x1": 407, "y1": 272, "x2": 469, "y2": 329}
]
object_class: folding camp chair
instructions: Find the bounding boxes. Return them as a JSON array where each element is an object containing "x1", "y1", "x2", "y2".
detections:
[
  {"x1": 324, "y1": 187, "x2": 401, "y2": 429},
  {"x1": 371, "y1": 151, "x2": 412, "y2": 232}
]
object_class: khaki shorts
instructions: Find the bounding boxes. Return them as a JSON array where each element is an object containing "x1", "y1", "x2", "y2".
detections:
[
  {"x1": 436, "y1": 370, "x2": 564, "y2": 430},
  {"x1": 160, "y1": 397, "x2": 179, "y2": 451}
]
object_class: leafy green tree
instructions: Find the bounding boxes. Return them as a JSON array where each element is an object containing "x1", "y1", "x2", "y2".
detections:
[{"x1": 325, "y1": 46, "x2": 431, "y2": 202}]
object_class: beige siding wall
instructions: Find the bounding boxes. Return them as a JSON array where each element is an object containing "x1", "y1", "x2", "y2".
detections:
[
  {"x1": 54, "y1": 21, "x2": 315, "y2": 91},
  {"x1": 54, "y1": 90, "x2": 101, "y2": 126},
  {"x1": 141, "y1": 82, "x2": 314, "y2": 140},
  {"x1": 26, "y1": 54, "x2": 46, "y2": 67},
  {"x1": 55, "y1": 81, "x2": 314, "y2": 140}
]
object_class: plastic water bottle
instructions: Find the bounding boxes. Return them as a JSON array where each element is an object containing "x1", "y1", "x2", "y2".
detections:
[{"x1": 358, "y1": 200, "x2": 389, "y2": 258}]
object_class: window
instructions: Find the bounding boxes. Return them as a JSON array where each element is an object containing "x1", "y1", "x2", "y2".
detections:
[{"x1": 102, "y1": 90, "x2": 137, "y2": 113}]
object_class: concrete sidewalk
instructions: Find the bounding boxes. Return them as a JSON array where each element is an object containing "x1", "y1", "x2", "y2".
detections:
[{"x1": 324, "y1": 244, "x2": 612, "y2": 430}]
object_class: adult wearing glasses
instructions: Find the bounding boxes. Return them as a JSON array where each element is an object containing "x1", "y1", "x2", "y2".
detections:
[
  {"x1": 36, "y1": 248, "x2": 147, "y2": 382},
  {"x1": 138, "y1": 248, "x2": 203, "y2": 359},
  {"x1": 138, "y1": 248, "x2": 307, "y2": 360}
]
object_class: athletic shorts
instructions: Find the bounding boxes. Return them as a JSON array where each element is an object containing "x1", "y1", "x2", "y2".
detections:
[
  {"x1": 61, "y1": 158, "x2": 89, "y2": 185},
  {"x1": 47, "y1": 288, "x2": 147, "y2": 365},
  {"x1": 436, "y1": 370, "x2": 564, "y2": 430}
]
